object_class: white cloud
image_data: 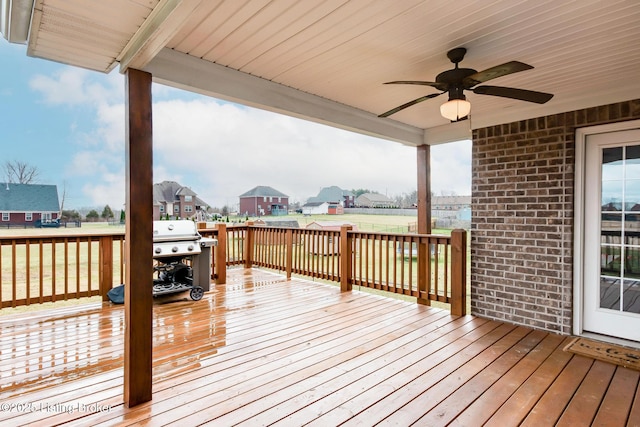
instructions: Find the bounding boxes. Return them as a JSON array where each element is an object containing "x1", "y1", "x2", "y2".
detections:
[
  {"x1": 28, "y1": 65, "x2": 471, "y2": 210},
  {"x1": 151, "y1": 99, "x2": 426, "y2": 208},
  {"x1": 81, "y1": 170, "x2": 125, "y2": 208},
  {"x1": 431, "y1": 140, "x2": 472, "y2": 196},
  {"x1": 30, "y1": 68, "x2": 123, "y2": 108}
]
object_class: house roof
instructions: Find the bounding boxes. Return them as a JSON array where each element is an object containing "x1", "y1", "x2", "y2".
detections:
[
  {"x1": 260, "y1": 219, "x2": 300, "y2": 228},
  {"x1": 4, "y1": 1, "x2": 640, "y2": 146},
  {"x1": 239, "y1": 186, "x2": 288, "y2": 198},
  {"x1": 307, "y1": 186, "x2": 353, "y2": 204},
  {"x1": 357, "y1": 193, "x2": 394, "y2": 203},
  {"x1": 305, "y1": 221, "x2": 358, "y2": 231},
  {"x1": 153, "y1": 180, "x2": 208, "y2": 208},
  {"x1": 303, "y1": 201, "x2": 328, "y2": 208},
  {"x1": 0, "y1": 183, "x2": 59, "y2": 212}
]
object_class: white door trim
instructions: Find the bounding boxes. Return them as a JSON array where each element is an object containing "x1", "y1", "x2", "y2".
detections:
[{"x1": 573, "y1": 119, "x2": 640, "y2": 337}]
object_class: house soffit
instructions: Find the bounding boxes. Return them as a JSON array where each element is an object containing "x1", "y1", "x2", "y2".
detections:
[{"x1": 8, "y1": 0, "x2": 640, "y2": 146}]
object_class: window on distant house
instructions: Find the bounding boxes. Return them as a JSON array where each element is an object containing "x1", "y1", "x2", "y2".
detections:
[
  {"x1": 1, "y1": 212, "x2": 8, "y2": 221},
  {"x1": 42, "y1": 212, "x2": 51, "y2": 220},
  {"x1": 185, "y1": 195, "x2": 192, "y2": 202},
  {"x1": 263, "y1": 197, "x2": 267, "y2": 202},
  {"x1": 174, "y1": 205, "x2": 180, "y2": 212},
  {"x1": 185, "y1": 205, "x2": 193, "y2": 213},
  {"x1": 25, "y1": 212, "x2": 32, "y2": 221},
  {"x1": 159, "y1": 205, "x2": 165, "y2": 212}
]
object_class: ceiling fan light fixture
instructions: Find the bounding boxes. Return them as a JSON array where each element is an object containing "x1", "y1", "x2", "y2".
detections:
[{"x1": 440, "y1": 98, "x2": 471, "y2": 121}]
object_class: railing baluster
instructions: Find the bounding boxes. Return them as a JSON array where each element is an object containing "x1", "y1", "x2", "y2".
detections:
[
  {"x1": 64, "y1": 238, "x2": 69, "y2": 300},
  {"x1": 75, "y1": 237, "x2": 80, "y2": 299},
  {"x1": 0, "y1": 242, "x2": 3, "y2": 304},
  {"x1": 26, "y1": 240, "x2": 30, "y2": 305},
  {"x1": 11, "y1": 240, "x2": 17, "y2": 308},
  {"x1": 87, "y1": 237, "x2": 92, "y2": 296},
  {"x1": 52, "y1": 240, "x2": 57, "y2": 302},
  {"x1": 39, "y1": 240, "x2": 44, "y2": 304}
]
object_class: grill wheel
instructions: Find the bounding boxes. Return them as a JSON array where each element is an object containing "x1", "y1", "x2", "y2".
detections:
[{"x1": 190, "y1": 286, "x2": 204, "y2": 301}]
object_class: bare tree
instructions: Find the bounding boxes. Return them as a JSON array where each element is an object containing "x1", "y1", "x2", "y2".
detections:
[
  {"x1": 59, "y1": 180, "x2": 68, "y2": 214},
  {"x1": 3, "y1": 160, "x2": 40, "y2": 184}
]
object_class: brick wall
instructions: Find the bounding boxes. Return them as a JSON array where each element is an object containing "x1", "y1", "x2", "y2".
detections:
[{"x1": 471, "y1": 99, "x2": 640, "y2": 333}]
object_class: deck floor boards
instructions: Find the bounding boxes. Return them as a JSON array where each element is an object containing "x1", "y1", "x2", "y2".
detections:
[{"x1": 0, "y1": 268, "x2": 638, "y2": 426}]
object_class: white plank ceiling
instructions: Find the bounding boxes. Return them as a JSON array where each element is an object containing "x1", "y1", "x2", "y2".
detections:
[{"x1": 6, "y1": 0, "x2": 640, "y2": 145}]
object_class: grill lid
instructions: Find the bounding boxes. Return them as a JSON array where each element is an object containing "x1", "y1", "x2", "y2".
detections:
[
  {"x1": 153, "y1": 220, "x2": 203, "y2": 258},
  {"x1": 153, "y1": 220, "x2": 200, "y2": 242}
]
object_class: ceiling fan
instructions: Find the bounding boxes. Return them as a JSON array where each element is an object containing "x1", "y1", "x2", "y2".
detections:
[{"x1": 379, "y1": 47, "x2": 553, "y2": 121}]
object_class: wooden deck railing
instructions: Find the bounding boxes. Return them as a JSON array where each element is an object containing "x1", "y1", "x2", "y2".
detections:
[
  {"x1": 0, "y1": 224, "x2": 467, "y2": 315},
  {"x1": 0, "y1": 232, "x2": 125, "y2": 308},
  {"x1": 202, "y1": 223, "x2": 467, "y2": 315}
]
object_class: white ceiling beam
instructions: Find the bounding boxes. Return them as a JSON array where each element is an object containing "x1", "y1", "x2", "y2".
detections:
[
  {"x1": 145, "y1": 48, "x2": 425, "y2": 146},
  {"x1": 423, "y1": 121, "x2": 472, "y2": 146},
  {"x1": 117, "y1": 0, "x2": 202, "y2": 73}
]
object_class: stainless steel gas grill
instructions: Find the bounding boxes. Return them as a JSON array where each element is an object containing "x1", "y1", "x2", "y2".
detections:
[{"x1": 152, "y1": 220, "x2": 217, "y2": 301}]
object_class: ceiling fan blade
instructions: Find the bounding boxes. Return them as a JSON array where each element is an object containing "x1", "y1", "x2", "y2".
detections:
[
  {"x1": 384, "y1": 81, "x2": 448, "y2": 91},
  {"x1": 473, "y1": 85, "x2": 554, "y2": 104},
  {"x1": 378, "y1": 92, "x2": 443, "y2": 118},
  {"x1": 463, "y1": 61, "x2": 533, "y2": 87}
]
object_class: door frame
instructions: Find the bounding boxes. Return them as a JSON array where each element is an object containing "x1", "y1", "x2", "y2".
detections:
[{"x1": 574, "y1": 119, "x2": 640, "y2": 341}]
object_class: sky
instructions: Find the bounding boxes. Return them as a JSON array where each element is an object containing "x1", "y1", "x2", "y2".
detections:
[{"x1": 0, "y1": 39, "x2": 471, "y2": 212}]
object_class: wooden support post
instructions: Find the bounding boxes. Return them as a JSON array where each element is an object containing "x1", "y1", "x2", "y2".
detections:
[
  {"x1": 417, "y1": 145, "x2": 432, "y2": 305},
  {"x1": 417, "y1": 145, "x2": 432, "y2": 234},
  {"x1": 450, "y1": 229, "x2": 467, "y2": 316},
  {"x1": 244, "y1": 222, "x2": 254, "y2": 269},
  {"x1": 340, "y1": 225, "x2": 352, "y2": 292},
  {"x1": 215, "y1": 223, "x2": 227, "y2": 284},
  {"x1": 285, "y1": 228, "x2": 293, "y2": 279},
  {"x1": 99, "y1": 235, "x2": 114, "y2": 301},
  {"x1": 124, "y1": 68, "x2": 153, "y2": 407}
]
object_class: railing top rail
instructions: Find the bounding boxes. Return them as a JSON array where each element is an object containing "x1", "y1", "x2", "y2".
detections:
[
  {"x1": 0, "y1": 231, "x2": 126, "y2": 242},
  {"x1": 347, "y1": 230, "x2": 452, "y2": 240}
]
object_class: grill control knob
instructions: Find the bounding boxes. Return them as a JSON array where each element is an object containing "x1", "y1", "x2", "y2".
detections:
[
  {"x1": 172, "y1": 246, "x2": 178, "y2": 253},
  {"x1": 155, "y1": 247, "x2": 162, "y2": 254},
  {"x1": 188, "y1": 245, "x2": 194, "y2": 251}
]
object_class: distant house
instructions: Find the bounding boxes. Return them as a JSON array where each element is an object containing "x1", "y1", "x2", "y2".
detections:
[
  {"x1": 239, "y1": 186, "x2": 289, "y2": 216},
  {"x1": 306, "y1": 186, "x2": 354, "y2": 208},
  {"x1": 0, "y1": 183, "x2": 60, "y2": 226},
  {"x1": 302, "y1": 201, "x2": 331, "y2": 215},
  {"x1": 355, "y1": 193, "x2": 395, "y2": 208},
  {"x1": 253, "y1": 219, "x2": 300, "y2": 228},
  {"x1": 305, "y1": 221, "x2": 358, "y2": 231},
  {"x1": 305, "y1": 220, "x2": 358, "y2": 255},
  {"x1": 153, "y1": 180, "x2": 211, "y2": 221},
  {"x1": 432, "y1": 195, "x2": 471, "y2": 219}
]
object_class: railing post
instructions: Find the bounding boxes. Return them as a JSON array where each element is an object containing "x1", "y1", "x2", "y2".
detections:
[
  {"x1": 244, "y1": 222, "x2": 254, "y2": 268},
  {"x1": 417, "y1": 236, "x2": 430, "y2": 306},
  {"x1": 215, "y1": 223, "x2": 227, "y2": 284},
  {"x1": 286, "y1": 228, "x2": 293, "y2": 278},
  {"x1": 450, "y1": 229, "x2": 467, "y2": 316},
  {"x1": 340, "y1": 225, "x2": 352, "y2": 292},
  {"x1": 99, "y1": 235, "x2": 114, "y2": 301}
]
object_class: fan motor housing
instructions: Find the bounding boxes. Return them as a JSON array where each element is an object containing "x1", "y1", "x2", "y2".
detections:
[{"x1": 435, "y1": 68, "x2": 477, "y2": 86}]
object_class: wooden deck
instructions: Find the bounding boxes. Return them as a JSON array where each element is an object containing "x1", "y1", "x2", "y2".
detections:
[{"x1": 0, "y1": 268, "x2": 639, "y2": 426}]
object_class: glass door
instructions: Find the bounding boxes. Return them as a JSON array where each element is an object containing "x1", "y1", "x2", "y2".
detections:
[{"x1": 583, "y1": 131, "x2": 640, "y2": 342}]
